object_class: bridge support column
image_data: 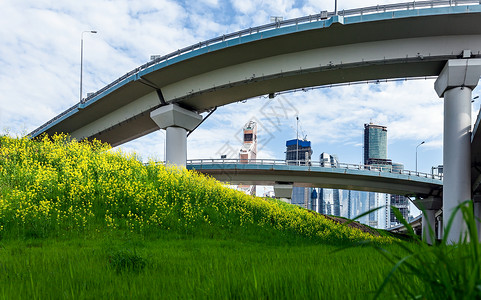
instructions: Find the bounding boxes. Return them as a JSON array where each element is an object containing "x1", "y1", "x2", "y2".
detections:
[
  {"x1": 474, "y1": 196, "x2": 481, "y2": 241},
  {"x1": 274, "y1": 183, "x2": 293, "y2": 201},
  {"x1": 422, "y1": 210, "x2": 436, "y2": 245},
  {"x1": 150, "y1": 104, "x2": 202, "y2": 167},
  {"x1": 435, "y1": 58, "x2": 481, "y2": 243},
  {"x1": 437, "y1": 216, "x2": 443, "y2": 240},
  {"x1": 413, "y1": 197, "x2": 442, "y2": 245}
]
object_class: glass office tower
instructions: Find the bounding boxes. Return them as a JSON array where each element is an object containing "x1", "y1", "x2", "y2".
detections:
[
  {"x1": 364, "y1": 123, "x2": 392, "y2": 228},
  {"x1": 364, "y1": 123, "x2": 391, "y2": 166},
  {"x1": 286, "y1": 139, "x2": 312, "y2": 208}
]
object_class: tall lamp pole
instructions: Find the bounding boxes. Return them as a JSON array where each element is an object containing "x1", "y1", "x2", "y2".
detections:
[
  {"x1": 416, "y1": 141, "x2": 425, "y2": 173},
  {"x1": 296, "y1": 115, "x2": 299, "y2": 165},
  {"x1": 80, "y1": 30, "x2": 97, "y2": 102}
]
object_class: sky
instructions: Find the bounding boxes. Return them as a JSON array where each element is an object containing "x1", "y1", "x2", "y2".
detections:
[{"x1": 2, "y1": 0, "x2": 480, "y2": 181}]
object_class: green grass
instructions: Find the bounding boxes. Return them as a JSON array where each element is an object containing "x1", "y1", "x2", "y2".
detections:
[
  {"x1": 370, "y1": 203, "x2": 481, "y2": 299},
  {"x1": 0, "y1": 234, "x2": 410, "y2": 299},
  {"x1": 3, "y1": 134, "x2": 481, "y2": 299}
]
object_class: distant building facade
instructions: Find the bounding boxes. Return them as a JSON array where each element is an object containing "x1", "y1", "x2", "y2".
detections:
[
  {"x1": 286, "y1": 139, "x2": 313, "y2": 208},
  {"x1": 390, "y1": 163, "x2": 409, "y2": 227},
  {"x1": 238, "y1": 121, "x2": 257, "y2": 195},
  {"x1": 286, "y1": 139, "x2": 313, "y2": 165},
  {"x1": 364, "y1": 123, "x2": 392, "y2": 167},
  {"x1": 364, "y1": 123, "x2": 392, "y2": 228}
]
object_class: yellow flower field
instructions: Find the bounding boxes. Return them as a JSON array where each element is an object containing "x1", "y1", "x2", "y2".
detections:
[{"x1": 0, "y1": 134, "x2": 390, "y2": 243}]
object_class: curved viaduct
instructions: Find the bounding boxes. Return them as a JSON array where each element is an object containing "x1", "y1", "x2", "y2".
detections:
[
  {"x1": 31, "y1": 2, "x2": 481, "y2": 146},
  {"x1": 30, "y1": 1, "x2": 481, "y2": 243},
  {"x1": 186, "y1": 160, "x2": 443, "y2": 197}
]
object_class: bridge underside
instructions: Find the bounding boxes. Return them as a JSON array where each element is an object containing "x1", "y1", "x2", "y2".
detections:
[
  {"x1": 35, "y1": 10, "x2": 481, "y2": 148},
  {"x1": 187, "y1": 166, "x2": 442, "y2": 197}
]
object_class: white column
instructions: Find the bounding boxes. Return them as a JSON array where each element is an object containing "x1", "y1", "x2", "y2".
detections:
[
  {"x1": 474, "y1": 200, "x2": 481, "y2": 241},
  {"x1": 444, "y1": 87, "x2": 472, "y2": 242},
  {"x1": 150, "y1": 104, "x2": 202, "y2": 167},
  {"x1": 434, "y1": 58, "x2": 481, "y2": 243},
  {"x1": 413, "y1": 197, "x2": 441, "y2": 244},
  {"x1": 274, "y1": 183, "x2": 293, "y2": 200},
  {"x1": 437, "y1": 216, "x2": 443, "y2": 240},
  {"x1": 422, "y1": 210, "x2": 436, "y2": 245},
  {"x1": 165, "y1": 127, "x2": 187, "y2": 167}
]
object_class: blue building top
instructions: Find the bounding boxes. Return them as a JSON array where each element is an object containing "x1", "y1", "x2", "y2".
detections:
[{"x1": 286, "y1": 139, "x2": 311, "y2": 147}]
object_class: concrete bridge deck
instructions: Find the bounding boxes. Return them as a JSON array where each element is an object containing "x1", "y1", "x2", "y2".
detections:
[{"x1": 186, "y1": 159, "x2": 443, "y2": 197}]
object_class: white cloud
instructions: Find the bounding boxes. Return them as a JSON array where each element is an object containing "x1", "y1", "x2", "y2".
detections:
[{"x1": 1, "y1": 0, "x2": 468, "y2": 174}]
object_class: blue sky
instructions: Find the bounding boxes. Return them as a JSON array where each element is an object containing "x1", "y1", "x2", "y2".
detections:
[{"x1": 1, "y1": 0, "x2": 480, "y2": 177}]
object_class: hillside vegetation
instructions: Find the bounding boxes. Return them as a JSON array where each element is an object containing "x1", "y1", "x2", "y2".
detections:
[
  {"x1": 0, "y1": 134, "x2": 389, "y2": 244},
  {"x1": 3, "y1": 134, "x2": 481, "y2": 299}
]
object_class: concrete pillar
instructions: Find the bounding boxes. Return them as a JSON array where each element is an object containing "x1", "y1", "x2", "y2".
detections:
[
  {"x1": 150, "y1": 104, "x2": 202, "y2": 167},
  {"x1": 413, "y1": 197, "x2": 442, "y2": 244},
  {"x1": 434, "y1": 58, "x2": 481, "y2": 243},
  {"x1": 437, "y1": 216, "x2": 443, "y2": 240},
  {"x1": 422, "y1": 210, "x2": 436, "y2": 245},
  {"x1": 443, "y1": 86, "x2": 472, "y2": 242},
  {"x1": 165, "y1": 127, "x2": 188, "y2": 167},
  {"x1": 274, "y1": 183, "x2": 293, "y2": 201},
  {"x1": 474, "y1": 197, "x2": 481, "y2": 241}
]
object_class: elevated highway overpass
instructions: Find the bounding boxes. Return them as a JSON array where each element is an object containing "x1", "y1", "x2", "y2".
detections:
[
  {"x1": 30, "y1": 1, "x2": 481, "y2": 148},
  {"x1": 186, "y1": 159, "x2": 443, "y2": 198},
  {"x1": 29, "y1": 1, "x2": 481, "y2": 243},
  {"x1": 189, "y1": 159, "x2": 443, "y2": 242}
]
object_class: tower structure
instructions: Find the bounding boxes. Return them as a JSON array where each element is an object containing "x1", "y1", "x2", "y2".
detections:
[
  {"x1": 238, "y1": 121, "x2": 257, "y2": 195},
  {"x1": 390, "y1": 163, "x2": 410, "y2": 227},
  {"x1": 364, "y1": 123, "x2": 392, "y2": 167},
  {"x1": 320, "y1": 152, "x2": 341, "y2": 216},
  {"x1": 239, "y1": 121, "x2": 257, "y2": 162},
  {"x1": 364, "y1": 123, "x2": 392, "y2": 228},
  {"x1": 286, "y1": 138, "x2": 312, "y2": 207},
  {"x1": 286, "y1": 139, "x2": 312, "y2": 165}
]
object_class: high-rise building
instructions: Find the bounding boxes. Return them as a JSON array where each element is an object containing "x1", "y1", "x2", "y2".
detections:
[
  {"x1": 390, "y1": 163, "x2": 409, "y2": 227},
  {"x1": 286, "y1": 139, "x2": 312, "y2": 165},
  {"x1": 364, "y1": 123, "x2": 393, "y2": 228},
  {"x1": 238, "y1": 121, "x2": 257, "y2": 195},
  {"x1": 319, "y1": 153, "x2": 341, "y2": 216},
  {"x1": 346, "y1": 190, "x2": 352, "y2": 219},
  {"x1": 310, "y1": 189, "x2": 318, "y2": 212},
  {"x1": 364, "y1": 123, "x2": 392, "y2": 167},
  {"x1": 239, "y1": 121, "x2": 257, "y2": 162},
  {"x1": 286, "y1": 139, "x2": 313, "y2": 208}
]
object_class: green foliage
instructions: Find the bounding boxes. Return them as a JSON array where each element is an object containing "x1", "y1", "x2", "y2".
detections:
[
  {"x1": 107, "y1": 248, "x2": 147, "y2": 274},
  {"x1": 373, "y1": 202, "x2": 481, "y2": 299},
  {"x1": 0, "y1": 134, "x2": 389, "y2": 244},
  {"x1": 0, "y1": 236, "x2": 408, "y2": 299}
]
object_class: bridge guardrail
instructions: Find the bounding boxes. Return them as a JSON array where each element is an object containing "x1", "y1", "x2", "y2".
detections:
[
  {"x1": 29, "y1": 0, "x2": 481, "y2": 137},
  {"x1": 186, "y1": 158, "x2": 443, "y2": 180}
]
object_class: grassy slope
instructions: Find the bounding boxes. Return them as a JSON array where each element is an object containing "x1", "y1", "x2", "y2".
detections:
[
  {"x1": 0, "y1": 235, "x2": 410, "y2": 299},
  {"x1": 0, "y1": 135, "x2": 406, "y2": 298},
  {"x1": 0, "y1": 134, "x2": 390, "y2": 244}
]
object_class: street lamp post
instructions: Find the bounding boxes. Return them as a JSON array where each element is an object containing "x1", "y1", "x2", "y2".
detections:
[
  {"x1": 80, "y1": 30, "x2": 97, "y2": 102},
  {"x1": 296, "y1": 115, "x2": 299, "y2": 165},
  {"x1": 416, "y1": 141, "x2": 425, "y2": 173}
]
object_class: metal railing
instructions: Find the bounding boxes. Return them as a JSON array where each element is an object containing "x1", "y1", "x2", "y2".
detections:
[
  {"x1": 29, "y1": 0, "x2": 481, "y2": 137},
  {"x1": 187, "y1": 158, "x2": 443, "y2": 180}
]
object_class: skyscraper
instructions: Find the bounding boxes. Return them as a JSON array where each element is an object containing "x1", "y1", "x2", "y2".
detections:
[
  {"x1": 364, "y1": 123, "x2": 392, "y2": 167},
  {"x1": 319, "y1": 153, "x2": 341, "y2": 216},
  {"x1": 390, "y1": 163, "x2": 409, "y2": 226},
  {"x1": 286, "y1": 139, "x2": 312, "y2": 165},
  {"x1": 239, "y1": 121, "x2": 257, "y2": 162},
  {"x1": 285, "y1": 139, "x2": 313, "y2": 208},
  {"x1": 238, "y1": 121, "x2": 257, "y2": 195},
  {"x1": 364, "y1": 123, "x2": 392, "y2": 228}
]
